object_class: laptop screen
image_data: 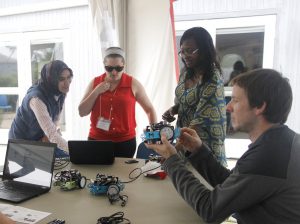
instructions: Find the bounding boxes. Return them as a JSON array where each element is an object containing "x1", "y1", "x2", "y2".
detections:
[{"x1": 3, "y1": 140, "x2": 56, "y2": 188}]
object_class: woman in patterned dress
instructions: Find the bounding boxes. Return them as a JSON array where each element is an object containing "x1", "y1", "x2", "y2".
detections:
[{"x1": 162, "y1": 27, "x2": 227, "y2": 166}]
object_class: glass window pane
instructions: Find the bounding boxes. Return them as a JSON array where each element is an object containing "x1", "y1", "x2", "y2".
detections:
[
  {"x1": 30, "y1": 42, "x2": 65, "y2": 131},
  {"x1": 176, "y1": 35, "x2": 184, "y2": 70},
  {"x1": 31, "y1": 42, "x2": 63, "y2": 85},
  {"x1": 0, "y1": 95, "x2": 18, "y2": 129},
  {"x1": 216, "y1": 31, "x2": 264, "y2": 86},
  {"x1": 216, "y1": 31, "x2": 264, "y2": 139},
  {"x1": 0, "y1": 46, "x2": 18, "y2": 87}
]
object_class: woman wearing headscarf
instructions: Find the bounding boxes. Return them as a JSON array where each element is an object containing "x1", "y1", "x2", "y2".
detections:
[{"x1": 9, "y1": 60, "x2": 73, "y2": 153}]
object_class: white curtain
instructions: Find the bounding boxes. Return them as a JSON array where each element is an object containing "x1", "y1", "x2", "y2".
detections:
[
  {"x1": 274, "y1": 0, "x2": 300, "y2": 133},
  {"x1": 126, "y1": 0, "x2": 177, "y2": 146},
  {"x1": 88, "y1": 0, "x2": 127, "y2": 55}
]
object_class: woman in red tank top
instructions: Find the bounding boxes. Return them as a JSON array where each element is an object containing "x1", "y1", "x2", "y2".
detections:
[{"x1": 78, "y1": 47, "x2": 157, "y2": 157}]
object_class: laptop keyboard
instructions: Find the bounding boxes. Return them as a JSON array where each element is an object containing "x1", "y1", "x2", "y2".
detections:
[{"x1": 0, "y1": 181, "x2": 42, "y2": 195}]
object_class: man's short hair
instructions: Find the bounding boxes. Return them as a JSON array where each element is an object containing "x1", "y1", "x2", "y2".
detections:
[{"x1": 231, "y1": 68, "x2": 293, "y2": 124}]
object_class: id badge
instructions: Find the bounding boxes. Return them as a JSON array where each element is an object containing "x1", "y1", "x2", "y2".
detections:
[{"x1": 97, "y1": 117, "x2": 111, "y2": 131}]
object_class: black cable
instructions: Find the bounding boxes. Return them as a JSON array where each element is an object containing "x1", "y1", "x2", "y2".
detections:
[
  {"x1": 121, "y1": 164, "x2": 162, "y2": 184},
  {"x1": 54, "y1": 158, "x2": 70, "y2": 170},
  {"x1": 108, "y1": 194, "x2": 128, "y2": 207},
  {"x1": 97, "y1": 211, "x2": 130, "y2": 224}
]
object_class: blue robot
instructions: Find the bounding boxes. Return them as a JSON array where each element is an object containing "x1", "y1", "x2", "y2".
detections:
[{"x1": 142, "y1": 121, "x2": 180, "y2": 144}]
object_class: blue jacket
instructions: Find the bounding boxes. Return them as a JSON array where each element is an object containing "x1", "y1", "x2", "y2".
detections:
[{"x1": 9, "y1": 85, "x2": 63, "y2": 141}]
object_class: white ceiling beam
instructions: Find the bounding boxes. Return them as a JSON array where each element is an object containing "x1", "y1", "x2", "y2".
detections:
[{"x1": 0, "y1": 0, "x2": 88, "y2": 17}]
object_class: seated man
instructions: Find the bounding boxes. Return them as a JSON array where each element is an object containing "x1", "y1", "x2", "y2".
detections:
[{"x1": 146, "y1": 68, "x2": 300, "y2": 223}]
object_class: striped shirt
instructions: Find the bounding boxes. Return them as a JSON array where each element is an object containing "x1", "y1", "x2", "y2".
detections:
[{"x1": 29, "y1": 97, "x2": 68, "y2": 150}]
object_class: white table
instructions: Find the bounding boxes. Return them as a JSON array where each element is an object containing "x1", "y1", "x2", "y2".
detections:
[{"x1": 16, "y1": 157, "x2": 206, "y2": 224}]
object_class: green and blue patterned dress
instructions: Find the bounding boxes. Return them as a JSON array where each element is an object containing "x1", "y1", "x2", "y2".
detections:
[{"x1": 175, "y1": 70, "x2": 227, "y2": 166}]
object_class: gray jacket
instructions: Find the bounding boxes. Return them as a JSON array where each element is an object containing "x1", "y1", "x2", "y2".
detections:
[{"x1": 164, "y1": 125, "x2": 300, "y2": 224}]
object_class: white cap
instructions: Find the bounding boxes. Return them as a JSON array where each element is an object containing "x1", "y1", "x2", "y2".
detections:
[{"x1": 103, "y1": 47, "x2": 125, "y2": 59}]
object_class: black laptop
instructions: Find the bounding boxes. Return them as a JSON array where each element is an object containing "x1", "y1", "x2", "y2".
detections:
[
  {"x1": 0, "y1": 139, "x2": 56, "y2": 203},
  {"x1": 68, "y1": 140, "x2": 115, "y2": 165}
]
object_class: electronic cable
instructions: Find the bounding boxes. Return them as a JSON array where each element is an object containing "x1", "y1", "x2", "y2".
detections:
[
  {"x1": 97, "y1": 211, "x2": 130, "y2": 224},
  {"x1": 54, "y1": 158, "x2": 70, "y2": 170},
  {"x1": 121, "y1": 164, "x2": 162, "y2": 184}
]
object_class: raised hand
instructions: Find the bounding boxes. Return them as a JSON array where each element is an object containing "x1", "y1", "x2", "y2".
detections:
[
  {"x1": 96, "y1": 81, "x2": 110, "y2": 95},
  {"x1": 162, "y1": 108, "x2": 175, "y2": 122}
]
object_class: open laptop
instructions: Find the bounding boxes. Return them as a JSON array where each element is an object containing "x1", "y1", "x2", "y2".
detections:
[
  {"x1": 68, "y1": 140, "x2": 115, "y2": 165},
  {"x1": 0, "y1": 139, "x2": 56, "y2": 203}
]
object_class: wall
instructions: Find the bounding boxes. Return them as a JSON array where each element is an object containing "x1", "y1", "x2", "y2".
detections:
[
  {"x1": 174, "y1": 0, "x2": 279, "y2": 19},
  {"x1": 274, "y1": 0, "x2": 300, "y2": 133},
  {"x1": 126, "y1": 0, "x2": 177, "y2": 144},
  {"x1": 173, "y1": 0, "x2": 300, "y2": 133},
  {"x1": 1, "y1": 0, "x2": 298, "y2": 148},
  {"x1": 0, "y1": 0, "x2": 102, "y2": 142},
  {"x1": 0, "y1": 0, "x2": 179, "y2": 148}
]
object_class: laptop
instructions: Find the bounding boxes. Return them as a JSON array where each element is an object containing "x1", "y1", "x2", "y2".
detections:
[
  {"x1": 0, "y1": 139, "x2": 56, "y2": 203},
  {"x1": 68, "y1": 140, "x2": 115, "y2": 165}
]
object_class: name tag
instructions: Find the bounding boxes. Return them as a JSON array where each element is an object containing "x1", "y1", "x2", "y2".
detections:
[{"x1": 97, "y1": 117, "x2": 111, "y2": 131}]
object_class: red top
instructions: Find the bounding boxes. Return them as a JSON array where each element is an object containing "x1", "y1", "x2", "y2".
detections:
[{"x1": 88, "y1": 73, "x2": 136, "y2": 142}]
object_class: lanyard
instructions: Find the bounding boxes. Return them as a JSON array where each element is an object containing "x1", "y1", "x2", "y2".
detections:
[{"x1": 99, "y1": 88, "x2": 117, "y2": 120}]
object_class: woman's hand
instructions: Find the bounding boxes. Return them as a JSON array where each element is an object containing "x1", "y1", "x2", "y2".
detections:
[
  {"x1": 41, "y1": 135, "x2": 49, "y2": 142},
  {"x1": 95, "y1": 82, "x2": 110, "y2": 95},
  {"x1": 162, "y1": 108, "x2": 176, "y2": 122},
  {"x1": 178, "y1": 127, "x2": 202, "y2": 153}
]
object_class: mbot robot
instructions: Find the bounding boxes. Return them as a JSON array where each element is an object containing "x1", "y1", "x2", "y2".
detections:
[
  {"x1": 88, "y1": 174, "x2": 127, "y2": 206},
  {"x1": 53, "y1": 169, "x2": 87, "y2": 190},
  {"x1": 142, "y1": 121, "x2": 180, "y2": 144}
]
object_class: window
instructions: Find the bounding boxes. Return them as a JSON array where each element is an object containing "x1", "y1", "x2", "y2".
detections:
[
  {"x1": 175, "y1": 15, "x2": 276, "y2": 88},
  {"x1": 0, "y1": 30, "x2": 68, "y2": 144},
  {"x1": 0, "y1": 44, "x2": 19, "y2": 131},
  {"x1": 30, "y1": 41, "x2": 66, "y2": 131},
  {"x1": 0, "y1": 38, "x2": 20, "y2": 142},
  {"x1": 31, "y1": 42, "x2": 64, "y2": 84},
  {"x1": 0, "y1": 45, "x2": 18, "y2": 87},
  {"x1": 216, "y1": 28, "x2": 265, "y2": 86}
]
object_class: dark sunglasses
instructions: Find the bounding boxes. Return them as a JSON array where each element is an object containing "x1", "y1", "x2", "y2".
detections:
[{"x1": 105, "y1": 66, "x2": 124, "y2": 72}]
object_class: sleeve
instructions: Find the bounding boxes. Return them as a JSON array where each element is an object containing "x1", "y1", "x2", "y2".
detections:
[
  {"x1": 29, "y1": 97, "x2": 68, "y2": 150},
  {"x1": 188, "y1": 143, "x2": 230, "y2": 186},
  {"x1": 163, "y1": 154, "x2": 285, "y2": 223}
]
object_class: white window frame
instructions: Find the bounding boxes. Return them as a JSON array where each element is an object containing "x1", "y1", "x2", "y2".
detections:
[
  {"x1": 0, "y1": 29, "x2": 70, "y2": 144},
  {"x1": 175, "y1": 15, "x2": 276, "y2": 96}
]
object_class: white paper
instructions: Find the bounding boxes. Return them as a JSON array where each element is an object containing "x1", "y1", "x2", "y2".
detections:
[{"x1": 0, "y1": 204, "x2": 51, "y2": 224}]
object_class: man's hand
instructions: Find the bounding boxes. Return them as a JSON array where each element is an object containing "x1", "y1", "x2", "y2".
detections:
[
  {"x1": 145, "y1": 135, "x2": 177, "y2": 159},
  {"x1": 178, "y1": 127, "x2": 202, "y2": 153}
]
